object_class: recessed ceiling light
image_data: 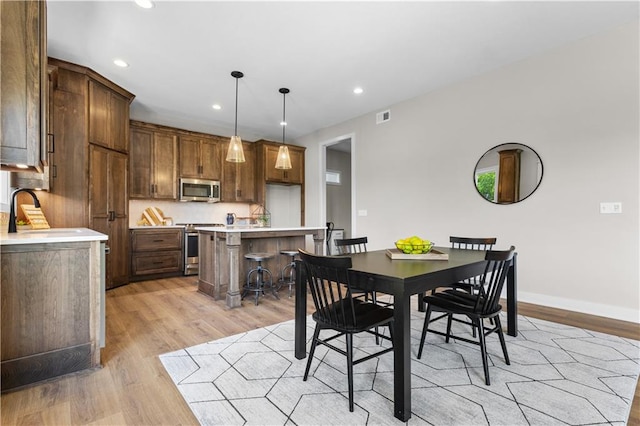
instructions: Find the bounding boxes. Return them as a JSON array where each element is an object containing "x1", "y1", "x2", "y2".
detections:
[
  {"x1": 212, "y1": 104, "x2": 221, "y2": 110},
  {"x1": 113, "y1": 59, "x2": 129, "y2": 68},
  {"x1": 134, "y1": 0, "x2": 154, "y2": 9},
  {"x1": 353, "y1": 87, "x2": 364, "y2": 95}
]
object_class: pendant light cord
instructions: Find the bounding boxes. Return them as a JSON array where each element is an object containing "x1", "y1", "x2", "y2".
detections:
[
  {"x1": 234, "y1": 76, "x2": 239, "y2": 137},
  {"x1": 282, "y1": 91, "x2": 286, "y2": 145}
]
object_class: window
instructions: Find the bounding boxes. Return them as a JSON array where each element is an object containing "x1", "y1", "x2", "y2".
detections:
[
  {"x1": 475, "y1": 167, "x2": 497, "y2": 202},
  {"x1": 326, "y1": 169, "x2": 341, "y2": 185}
]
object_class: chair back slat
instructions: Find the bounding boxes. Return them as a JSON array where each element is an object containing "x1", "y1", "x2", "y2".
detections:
[
  {"x1": 474, "y1": 246, "x2": 515, "y2": 315},
  {"x1": 335, "y1": 237, "x2": 368, "y2": 255},
  {"x1": 450, "y1": 236, "x2": 496, "y2": 251},
  {"x1": 450, "y1": 236, "x2": 496, "y2": 286},
  {"x1": 299, "y1": 250, "x2": 359, "y2": 328}
]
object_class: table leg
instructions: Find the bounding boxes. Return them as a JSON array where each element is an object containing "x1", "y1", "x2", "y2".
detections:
[
  {"x1": 507, "y1": 252, "x2": 518, "y2": 337},
  {"x1": 417, "y1": 292, "x2": 425, "y2": 312},
  {"x1": 393, "y1": 291, "x2": 412, "y2": 422},
  {"x1": 294, "y1": 259, "x2": 307, "y2": 359}
]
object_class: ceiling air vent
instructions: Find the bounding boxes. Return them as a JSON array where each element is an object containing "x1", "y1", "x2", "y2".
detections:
[{"x1": 376, "y1": 109, "x2": 390, "y2": 124}]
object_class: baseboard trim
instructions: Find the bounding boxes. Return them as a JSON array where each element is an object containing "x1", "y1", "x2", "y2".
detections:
[{"x1": 518, "y1": 290, "x2": 640, "y2": 324}]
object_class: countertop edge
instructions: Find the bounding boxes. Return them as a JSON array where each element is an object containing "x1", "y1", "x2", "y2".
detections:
[
  {"x1": 0, "y1": 228, "x2": 108, "y2": 245},
  {"x1": 195, "y1": 226, "x2": 325, "y2": 233}
]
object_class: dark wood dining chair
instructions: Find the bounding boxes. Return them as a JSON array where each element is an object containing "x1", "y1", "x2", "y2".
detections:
[
  {"x1": 427, "y1": 237, "x2": 497, "y2": 334},
  {"x1": 448, "y1": 236, "x2": 497, "y2": 291},
  {"x1": 298, "y1": 249, "x2": 394, "y2": 412},
  {"x1": 417, "y1": 246, "x2": 516, "y2": 385},
  {"x1": 334, "y1": 236, "x2": 390, "y2": 343},
  {"x1": 334, "y1": 236, "x2": 368, "y2": 255}
]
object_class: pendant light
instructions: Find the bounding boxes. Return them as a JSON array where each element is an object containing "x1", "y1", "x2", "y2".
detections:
[
  {"x1": 275, "y1": 87, "x2": 292, "y2": 170},
  {"x1": 226, "y1": 71, "x2": 246, "y2": 163}
]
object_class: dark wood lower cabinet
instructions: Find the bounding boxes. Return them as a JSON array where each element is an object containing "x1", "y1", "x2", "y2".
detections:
[{"x1": 130, "y1": 228, "x2": 184, "y2": 281}]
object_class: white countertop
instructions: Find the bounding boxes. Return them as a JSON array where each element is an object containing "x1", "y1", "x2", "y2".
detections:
[
  {"x1": 129, "y1": 225, "x2": 185, "y2": 229},
  {"x1": 0, "y1": 228, "x2": 108, "y2": 245},
  {"x1": 196, "y1": 226, "x2": 325, "y2": 233}
]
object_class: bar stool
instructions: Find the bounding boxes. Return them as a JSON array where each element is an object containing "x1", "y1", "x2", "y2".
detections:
[
  {"x1": 242, "y1": 252, "x2": 277, "y2": 305},
  {"x1": 279, "y1": 250, "x2": 298, "y2": 297}
]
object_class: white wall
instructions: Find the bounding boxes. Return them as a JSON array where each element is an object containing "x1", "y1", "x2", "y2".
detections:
[
  {"x1": 266, "y1": 184, "x2": 301, "y2": 227},
  {"x1": 296, "y1": 21, "x2": 640, "y2": 323}
]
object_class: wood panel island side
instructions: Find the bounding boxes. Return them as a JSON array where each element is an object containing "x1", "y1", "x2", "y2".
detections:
[
  {"x1": 196, "y1": 226, "x2": 325, "y2": 308},
  {"x1": 0, "y1": 228, "x2": 107, "y2": 391}
]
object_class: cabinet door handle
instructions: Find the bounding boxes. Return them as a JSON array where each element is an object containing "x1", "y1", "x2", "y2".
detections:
[
  {"x1": 52, "y1": 164, "x2": 57, "y2": 178},
  {"x1": 47, "y1": 133, "x2": 55, "y2": 153},
  {"x1": 236, "y1": 189, "x2": 241, "y2": 198}
]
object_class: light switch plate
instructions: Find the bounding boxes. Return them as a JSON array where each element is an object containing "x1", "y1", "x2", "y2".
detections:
[
  {"x1": 600, "y1": 202, "x2": 622, "y2": 214},
  {"x1": 358, "y1": 209, "x2": 368, "y2": 217}
]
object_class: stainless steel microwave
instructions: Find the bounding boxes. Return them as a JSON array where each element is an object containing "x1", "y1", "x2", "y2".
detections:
[{"x1": 179, "y1": 178, "x2": 221, "y2": 202}]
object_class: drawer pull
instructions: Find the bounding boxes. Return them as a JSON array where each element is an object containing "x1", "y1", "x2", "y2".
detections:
[
  {"x1": 153, "y1": 239, "x2": 164, "y2": 242},
  {"x1": 153, "y1": 261, "x2": 164, "y2": 265}
]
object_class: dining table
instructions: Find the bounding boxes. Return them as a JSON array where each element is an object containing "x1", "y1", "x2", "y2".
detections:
[{"x1": 294, "y1": 246, "x2": 518, "y2": 422}]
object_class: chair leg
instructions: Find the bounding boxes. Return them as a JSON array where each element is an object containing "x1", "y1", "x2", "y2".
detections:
[
  {"x1": 304, "y1": 324, "x2": 321, "y2": 381},
  {"x1": 417, "y1": 305, "x2": 432, "y2": 359},
  {"x1": 371, "y1": 292, "x2": 380, "y2": 345},
  {"x1": 476, "y1": 318, "x2": 491, "y2": 385},
  {"x1": 445, "y1": 314, "x2": 453, "y2": 343},
  {"x1": 346, "y1": 333, "x2": 354, "y2": 412},
  {"x1": 495, "y1": 315, "x2": 510, "y2": 365}
]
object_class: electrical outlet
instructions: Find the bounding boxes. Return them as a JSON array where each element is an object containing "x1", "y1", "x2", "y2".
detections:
[{"x1": 600, "y1": 202, "x2": 622, "y2": 214}]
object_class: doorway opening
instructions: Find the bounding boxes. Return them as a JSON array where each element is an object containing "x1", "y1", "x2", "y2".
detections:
[{"x1": 321, "y1": 134, "x2": 354, "y2": 255}]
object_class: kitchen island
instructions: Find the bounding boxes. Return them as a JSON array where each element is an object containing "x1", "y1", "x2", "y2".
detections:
[
  {"x1": 0, "y1": 228, "x2": 107, "y2": 391},
  {"x1": 196, "y1": 226, "x2": 325, "y2": 308}
]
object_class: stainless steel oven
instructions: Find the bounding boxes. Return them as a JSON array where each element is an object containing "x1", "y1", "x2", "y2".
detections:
[{"x1": 178, "y1": 223, "x2": 225, "y2": 275}]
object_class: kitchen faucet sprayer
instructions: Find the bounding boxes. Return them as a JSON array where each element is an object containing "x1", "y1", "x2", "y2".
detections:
[{"x1": 8, "y1": 188, "x2": 41, "y2": 233}]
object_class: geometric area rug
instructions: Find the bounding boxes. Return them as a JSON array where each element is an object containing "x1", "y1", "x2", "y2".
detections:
[{"x1": 160, "y1": 309, "x2": 640, "y2": 425}]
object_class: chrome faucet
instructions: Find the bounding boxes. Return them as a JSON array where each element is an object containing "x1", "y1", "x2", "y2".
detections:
[{"x1": 8, "y1": 188, "x2": 41, "y2": 233}]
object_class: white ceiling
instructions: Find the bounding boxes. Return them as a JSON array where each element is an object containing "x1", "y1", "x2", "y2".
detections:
[{"x1": 46, "y1": 1, "x2": 638, "y2": 142}]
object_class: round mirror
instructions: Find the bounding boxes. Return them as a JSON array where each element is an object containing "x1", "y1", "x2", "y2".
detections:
[{"x1": 474, "y1": 143, "x2": 543, "y2": 204}]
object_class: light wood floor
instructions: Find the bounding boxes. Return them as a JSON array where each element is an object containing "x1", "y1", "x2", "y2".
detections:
[{"x1": 2, "y1": 277, "x2": 639, "y2": 425}]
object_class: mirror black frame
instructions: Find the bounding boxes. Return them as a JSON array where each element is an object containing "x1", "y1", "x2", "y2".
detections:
[{"x1": 474, "y1": 143, "x2": 543, "y2": 204}]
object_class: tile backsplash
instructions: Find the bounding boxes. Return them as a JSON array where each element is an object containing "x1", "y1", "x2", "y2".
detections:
[{"x1": 129, "y1": 200, "x2": 252, "y2": 226}]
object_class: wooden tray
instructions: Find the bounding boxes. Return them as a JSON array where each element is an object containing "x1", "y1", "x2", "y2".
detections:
[{"x1": 386, "y1": 248, "x2": 449, "y2": 260}]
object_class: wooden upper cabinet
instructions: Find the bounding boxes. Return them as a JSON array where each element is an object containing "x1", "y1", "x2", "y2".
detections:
[
  {"x1": 222, "y1": 141, "x2": 255, "y2": 202},
  {"x1": 179, "y1": 136, "x2": 222, "y2": 180},
  {"x1": 263, "y1": 144, "x2": 304, "y2": 184},
  {"x1": 497, "y1": 149, "x2": 522, "y2": 204},
  {"x1": 89, "y1": 80, "x2": 130, "y2": 153},
  {"x1": 0, "y1": 0, "x2": 48, "y2": 171},
  {"x1": 129, "y1": 122, "x2": 178, "y2": 200},
  {"x1": 255, "y1": 140, "x2": 305, "y2": 185},
  {"x1": 129, "y1": 127, "x2": 153, "y2": 199},
  {"x1": 200, "y1": 138, "x2": 222, "y2": 180},
  {"x1": 153, "y1": 132, "x2": 178, "y2": 199}
]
